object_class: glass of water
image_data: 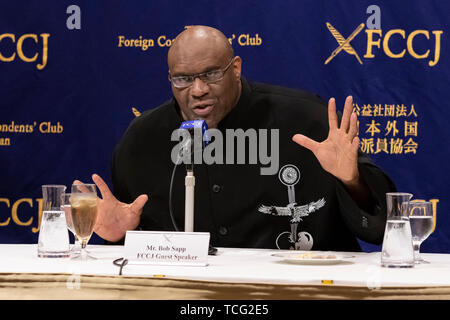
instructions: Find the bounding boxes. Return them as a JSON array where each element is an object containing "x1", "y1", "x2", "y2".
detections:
[
  {"x1": 408, "y1": 201, "x2": 434, "y2": 264},
  {"x1": 37, "y1": 185, "x2": 70, "y2": 258},
  {"x1": 61, "y1": 193, "x2": 81, "y2": 257},
  {"x1": 381, "y1": 192, "x2": 414, "y2": 268}
]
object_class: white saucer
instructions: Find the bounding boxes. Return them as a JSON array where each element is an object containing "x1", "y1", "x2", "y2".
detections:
[{"x1": 272, "y1": 252, "x2": 346, "y2": 265}]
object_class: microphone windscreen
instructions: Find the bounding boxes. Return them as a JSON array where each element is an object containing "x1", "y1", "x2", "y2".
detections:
[{"x1": 179, "y1": 120, "x2": 210, "y2": 147}]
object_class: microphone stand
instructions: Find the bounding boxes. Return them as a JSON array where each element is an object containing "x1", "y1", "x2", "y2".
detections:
[
  {"x1": 184, "y1": 169, "x2": 195, "y2": 233},
  {"x1": 184, "y1": 137, "x2": 216, "y2": 255},
  {"x1": 172, "y1": 123, "x2": 217, "y2": 255},
  {"x1": 183, "y1": 135, "x2": 195, "y2": 232}
]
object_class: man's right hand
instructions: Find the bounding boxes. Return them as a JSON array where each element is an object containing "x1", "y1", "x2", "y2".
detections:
[{"x1": 74, "y1": 173, "x2": 148, "y2": 242}]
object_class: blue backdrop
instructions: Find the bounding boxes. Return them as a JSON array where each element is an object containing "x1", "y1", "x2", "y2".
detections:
[{"x1": 0, "y1": 0, "x2": 448, "y2": 252}]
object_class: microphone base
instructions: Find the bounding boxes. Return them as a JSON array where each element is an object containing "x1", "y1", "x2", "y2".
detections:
[{"x1": 208, "y1": 245, "x2": 218, "y2": 256}]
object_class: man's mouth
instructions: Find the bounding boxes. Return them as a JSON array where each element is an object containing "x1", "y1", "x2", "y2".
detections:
[{"x1": 192, "y1": 104, "x2": 213, "y2": 116}]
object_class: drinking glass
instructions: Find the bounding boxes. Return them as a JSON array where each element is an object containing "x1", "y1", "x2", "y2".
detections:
[
  {"x1": 381, "y1": 192, "x2": 414, "y2": 268},
  {"x1": 61, "y1": 193, "x2": 81, "y2": 257},
  {"x1": 37, "y1": 185, "x2": 70, "y2": 258},
  {"x1": 70, "y1": 183, "x2": 98, "y2": 260},
  {"x1": 408, "y1": 201, "x2": 434, "y2": 264}
]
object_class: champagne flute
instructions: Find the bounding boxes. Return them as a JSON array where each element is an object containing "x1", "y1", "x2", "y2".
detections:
[
  {"x1": 61, "y1": 193, "x2": 81, "y2": 257},
  {"x1": 70, "y1": 183, "x2": 98, "y2": 261},
  {"x1": 408, "y1": 201, "x2": 434, "y2": 264}
]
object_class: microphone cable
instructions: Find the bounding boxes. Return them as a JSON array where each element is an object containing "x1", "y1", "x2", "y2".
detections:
[
  {"x1": 169, "y1": 154, "x2": 182, "y2": 232},
  {"x1": 169, "y1": 133, "x2": 194, "y2": 232}
]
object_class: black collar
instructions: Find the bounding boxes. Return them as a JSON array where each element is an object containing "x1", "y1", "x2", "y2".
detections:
[{"x1": 217, "y1": 77, "x2": 252, "y2": 130}]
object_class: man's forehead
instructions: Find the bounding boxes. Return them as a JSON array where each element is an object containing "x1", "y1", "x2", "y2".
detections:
[{"x1": 169, "y1": 49, "x2": 228, "y2": 75}]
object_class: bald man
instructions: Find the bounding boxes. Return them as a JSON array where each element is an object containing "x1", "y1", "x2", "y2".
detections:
[{"x1": 89, "y1": 26, "x2": 395, "y2": 251}]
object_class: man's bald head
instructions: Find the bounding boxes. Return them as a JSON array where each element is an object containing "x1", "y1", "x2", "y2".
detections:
[{"x1": 168, "y1": 26, "x2": 234, "y2": 68}]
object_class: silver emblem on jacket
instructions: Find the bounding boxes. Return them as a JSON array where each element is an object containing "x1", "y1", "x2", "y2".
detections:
[{"x1": 258, "y1": 164, "x2": 326, "y2": 250}]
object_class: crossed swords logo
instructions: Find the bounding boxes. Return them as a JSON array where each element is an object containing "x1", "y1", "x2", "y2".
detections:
[
  {"x1": 325, "y1": 22, "x2": 365, "y2": 65},
  {"x1": 258, "y1": 164, "x2": 326, "y2": 247}
]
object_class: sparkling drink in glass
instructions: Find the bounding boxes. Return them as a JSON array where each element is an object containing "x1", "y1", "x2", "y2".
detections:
[{"x1": 70, "y1": 184, "x2": 98, "y2": 260}]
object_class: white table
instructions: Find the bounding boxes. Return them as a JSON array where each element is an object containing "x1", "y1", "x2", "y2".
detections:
[{"x1": 1, "y1": 244, "x2": 450, "y2": 299}]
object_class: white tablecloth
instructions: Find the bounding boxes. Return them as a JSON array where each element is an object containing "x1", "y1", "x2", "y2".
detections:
[{"x1": 1, "y1": 244, "x2": 450, "y2": 288}]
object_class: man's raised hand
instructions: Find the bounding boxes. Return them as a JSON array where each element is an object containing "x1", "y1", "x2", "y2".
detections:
[
  {"x1": 74, "y1": 174, "x2": 148, "y2": 242},
  {"x1": 292, "y1": 96, "x2": 360, "y2": 187}
]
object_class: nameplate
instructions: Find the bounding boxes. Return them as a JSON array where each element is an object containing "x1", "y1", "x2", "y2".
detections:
[{"x1": 124, "y1": 231, "x2": 210, "y2": 266}]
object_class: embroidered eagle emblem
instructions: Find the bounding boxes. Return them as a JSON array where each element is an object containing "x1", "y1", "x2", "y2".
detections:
[{"x1": 258, "y1": 198, "x2": 326, "y2": 223}]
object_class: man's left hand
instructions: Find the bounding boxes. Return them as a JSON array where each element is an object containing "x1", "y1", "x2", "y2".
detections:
[{"x1": 292, "y1": 96, "x2": 360, "y2": 188}]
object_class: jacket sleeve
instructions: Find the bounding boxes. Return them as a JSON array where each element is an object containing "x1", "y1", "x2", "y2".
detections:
[{"x1": 335, "y1": 152, "x2": 397, "y2": 244}]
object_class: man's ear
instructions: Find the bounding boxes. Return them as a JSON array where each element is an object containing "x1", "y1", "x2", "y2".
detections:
[{"x1": 233, "y1": 56, "x2": 242, "y2": 80}]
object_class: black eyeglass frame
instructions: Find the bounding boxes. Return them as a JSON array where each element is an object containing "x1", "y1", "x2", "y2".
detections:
[{"x1": 168, "y1": 57, "x2": 235, "y2": 89}]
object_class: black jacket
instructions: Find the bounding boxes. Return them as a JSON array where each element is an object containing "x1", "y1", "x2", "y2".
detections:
[{"x1": 112, "y1": 78, "x2": 396, "y2": 251}]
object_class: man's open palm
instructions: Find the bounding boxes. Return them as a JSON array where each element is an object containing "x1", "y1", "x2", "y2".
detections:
[{"x1": 292, "y1": 96, "x2": 360, "y2": 185}]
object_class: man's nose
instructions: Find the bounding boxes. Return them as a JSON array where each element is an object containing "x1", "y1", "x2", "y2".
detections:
[{"x1": 190, "y1": 77, "x2": 209, "y2": 98}]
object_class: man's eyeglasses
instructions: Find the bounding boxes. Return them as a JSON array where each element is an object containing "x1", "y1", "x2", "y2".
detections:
[{"x1": 168, "y1": 57, "x2": 235, "y2": 89}]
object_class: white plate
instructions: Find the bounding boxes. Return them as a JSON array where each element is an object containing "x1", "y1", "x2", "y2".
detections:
[
  {"x1": 272, "y1": 252, "x2": 346, "y2": 265},
  {"x1": 86, "y1": 247, "x2": 123, "y2": 260}
]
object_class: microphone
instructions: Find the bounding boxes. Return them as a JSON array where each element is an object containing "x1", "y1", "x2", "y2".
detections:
[
  {"x1": 169, "y1": 120, "x2": 217, "y2": 255},
  {"x1": 179, "y1": 119, "x2": 209, "y2": 134},
  {"x1": 177, "y1": 120, "x2": 210, "y2": 169},
  {"x1": 178, "y1": 120, "x2": 208, "y2": 231}
]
